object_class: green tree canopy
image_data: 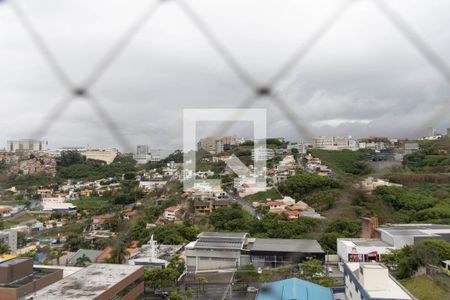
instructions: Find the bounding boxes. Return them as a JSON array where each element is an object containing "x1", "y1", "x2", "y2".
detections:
[{"x1": 144, "y1": 268, "x2": 178, "y2": 289}]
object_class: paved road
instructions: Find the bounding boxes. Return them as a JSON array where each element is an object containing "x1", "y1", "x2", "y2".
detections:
[
  {"x1": 225, "y1": 189, "x2": 259, "y2": 219},
  {"x1": 145, "y1": 272, "x2": 255, "y2": 300},
  {"x1": 142, "y1": 286, "x2": 253, "y2": 300}
]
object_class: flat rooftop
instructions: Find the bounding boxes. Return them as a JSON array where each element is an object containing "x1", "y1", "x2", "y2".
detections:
[
  {"x1": 0, "y1": 268, "x2": 60, "y2": 288},
  {"x1": 346, "y1": 262, "x2": 415, "y2": 300},
  {"x1": 377, "y1": 224, "x2": 450, "y2": 236},
  {"x1": 361, "y1": 263, "x2": 387, "y2": 270},
  {"x1": 198, "y1": 232, "x2": 248, "y2": 239},
  {"x1": 250, "y1": 238, "x2": 324, "y2": 253},
  {"x1": 194, "y1": 240, "x2": 244, "y2": 250},
  {"x1": 33, "y1": 264, "x2": 142, "y2": 300},
  {"x1": 0, "y1": 257, "x2": 29, "y2": 267},
  {"x1": 339, "y1": 238, "x2": 392, "y2": 248}
]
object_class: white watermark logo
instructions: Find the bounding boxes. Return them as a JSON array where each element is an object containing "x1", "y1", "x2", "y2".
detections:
[{"x1": 183, "y1": 108, "x2": 267, "y2": 192}]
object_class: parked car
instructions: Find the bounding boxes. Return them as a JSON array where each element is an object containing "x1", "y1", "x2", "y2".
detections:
[
  {"x1": 154, "y1": 289, "x2": 169, "y2": 297},
  {"x1": 247, "y1": 286, "x2": 258, "y2": 293}
]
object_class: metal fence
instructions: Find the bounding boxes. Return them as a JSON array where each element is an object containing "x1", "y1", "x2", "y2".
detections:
[{"x1": 1, "y1": 0, "x2": 449, "y2": 151}]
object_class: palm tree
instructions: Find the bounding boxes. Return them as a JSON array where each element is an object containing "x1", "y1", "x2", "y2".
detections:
[
  {"x1": 74, "y1": 254, "x2": 91, "y2": 267},
  {"x1": 50, "y1": 248, "x2": 67, "y2": 266},
  {"x1": 109, "y1": 243, "x2": 129, "y2": 264}
]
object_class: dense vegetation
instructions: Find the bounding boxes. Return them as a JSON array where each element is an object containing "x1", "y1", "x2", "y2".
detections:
[
  {"x1": 311, "y1": 149, "x2": 372, "y2": 175},
  {"x1": 382, "y1": 240, "x2": 450, "y2": 279},
  {"x1": 402, "y1": 138, "x2": 450, "y2": 172},
  {"x1": 243, "y1": 188, "x2": 281, "y2": 203},
  {"x1": 319, "y1": 220, "x2": 362, "y2": 253},
  {"x1": 1, "y1": 173, "x2": 62, "y2": 190},
  {"x1": 278, "y1": 171, "x2": 341, "y2": 200},
  {"x1": 302, "y1": 190, "x2": 341, "y2": 212},
  {"x1": 209, "y1": 205, "x2": 320, "y2": 239},
  {"x1": 373, "y1": 185, "x2": 450, "y2": 223},
  {"x1": 57, "y1": 152, "x2": 137, "y2": 180}
]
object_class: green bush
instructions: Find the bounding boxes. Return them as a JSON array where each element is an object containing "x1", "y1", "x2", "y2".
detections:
[{"x1": 278, "y1": 171, "x2": 341, "y2": 200}]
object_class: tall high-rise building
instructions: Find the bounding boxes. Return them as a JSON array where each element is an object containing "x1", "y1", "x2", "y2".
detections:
[
  {"x1": 0, "y1": 229, "x2": 17, "y2": 254},
  {"x1": 6, "y1": 139, "x2": 48, "y2": 153},
  {"x1": 198, "y1": 136, "x2": 237, "y2": 154},
  {"x1": 133, "y1": 145, "x2": 160, "y2": 164},
  {"x1": 136, "y1": 145, "x2": 149, "y2": 155}
]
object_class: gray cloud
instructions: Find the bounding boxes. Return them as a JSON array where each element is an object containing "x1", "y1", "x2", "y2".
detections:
[{"x1": 0, "y1": 0, "x2": 449, "y2": 151}]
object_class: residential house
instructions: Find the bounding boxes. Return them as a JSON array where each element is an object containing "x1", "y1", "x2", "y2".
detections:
[
  {"x1": 163, "y1": 206, "x2": 182, "y2": 221},
  {"x1": 266, "y1": 201, "x2": 287, "y2": 212},
  {"x1": 0, "y1": 207, "x2": 13, "y2": 218},
  {"x1": 193, "y1": 200, "x2": 230, "y2": 214},
  {"x1": 123, "y1": 210, "x2": 137, "y2": 220},
  {"x1": 91, "y1": 215, "x2": 113, "y2": 231}
]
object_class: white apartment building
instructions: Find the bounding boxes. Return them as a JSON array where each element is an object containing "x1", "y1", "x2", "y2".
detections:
[
  {"x1": 344, "y1": 262, "x2": 415, "y2": 300},
  {"x1": 133, "y1": 145, "x2": 161, "y2": 164},
  {"x1": 0, "y1": 229, "x2": 17, "y2": 254},
  {"x1": 251, "y1": 148, "x2": 275, "y2": 161},
  {"x1": 6, "y1": 139, "x2": 48, "y2": 153},
  {"x1": 314, "y1": 136, "x2": 358, "y2": 151},
  {"x1": 359, "y1": 141, "x2": 386, "y2": 150}
]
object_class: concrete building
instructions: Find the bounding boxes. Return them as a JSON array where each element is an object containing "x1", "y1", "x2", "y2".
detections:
[
  {"x1": 6, "y1": 139, "x2": 48, "y2": 153},
  {"x1": 344, "y1": 262, "x2": 415, "y2": 300},
  {"x1": 338, "y1": 223, "x2": 450, "y2": 262},
  {"x1": 193, "y1": 200, "x2": 231, "y2": 214},
  {"x1": 0, "y1": 230, "x2": 17, "y2": 254},
  {"x1": 185, "y1": 232, "x2": 248, "y2": 272},
  {"x1": 0, "y1": 258, "x2": 63, "y2": 300},
  {"x1": 404, "y1": 143, "x2": 419, "y2": 154},
  {"x1": 248, "y1": 238, "x2": 325, "y2": 268},
  {"x1": 185, "y1": 232, "x2": 325, "y2": 273},
  {"x1": 251, "y1": 147, "x2": 275, "y2": 161},
  {"x1": 134, "y1": 145, "x2": 150, "y2": 164},
  {"x1": 42, "y1": 197, "x2": 76, "y2": 212},
  {"x1": 136, "y1": 145, "x2": 149, "y2": 155},
  {"x1": 376, "y1": 224, "x2": 450, "y2": 248},
  {"x1": 133, "y1": 145, "x2": 161, "y2": 164},
  {"x1": 84, "y1": 148, "x2": 118, "y2": 164},
  {"x1": 198, "y1": 136, "x2": 236, "y2": 154},
  {"x1": 307, "y1": 136, "x2": 358, "y2": 151},
  {"x1": 33, "y1": 263, "x2": 144, "y2": 300},
  {"x1": 337, "y1": 238, "x2": 395, "y2": 263},
  {"x1": 257, "y1": 278, "x2": 333, "y2": 300}
]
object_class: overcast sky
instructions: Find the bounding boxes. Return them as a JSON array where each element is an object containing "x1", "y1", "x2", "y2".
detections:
[{"x1": 1, "y1": 0, "x2": 449, "y2": 152}]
